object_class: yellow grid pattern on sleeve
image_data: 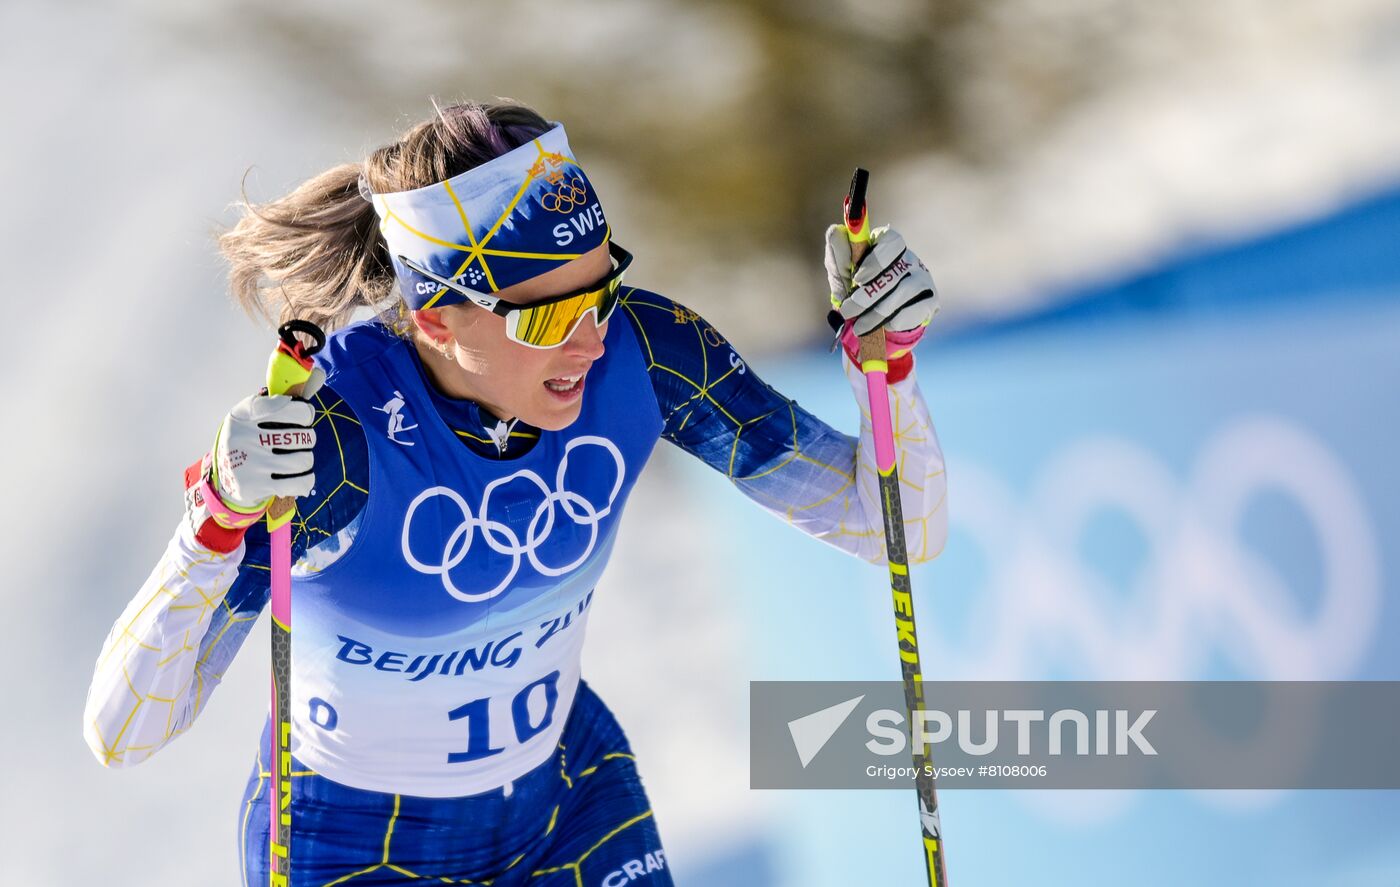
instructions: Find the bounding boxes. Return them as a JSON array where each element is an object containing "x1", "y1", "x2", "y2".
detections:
[
  {"x1": 88, "y1": 388, "x2": 366, "y2": 767},
  {"x1": 622, "y1": 290, "x2": 947, "y2": 565}
]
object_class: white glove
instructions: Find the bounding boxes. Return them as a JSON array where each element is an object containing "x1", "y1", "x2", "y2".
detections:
[
  {"x1": 825, "y1": 225, "x2": 940, "y2": 336},
  {"x1": 212, "y1": 368, "x2": 325, "y2": 511}
]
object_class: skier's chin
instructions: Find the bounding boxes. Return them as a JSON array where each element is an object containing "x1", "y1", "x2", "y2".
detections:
[{"x1": 528, "y1": 390, "x2": 587, "y2": 432}]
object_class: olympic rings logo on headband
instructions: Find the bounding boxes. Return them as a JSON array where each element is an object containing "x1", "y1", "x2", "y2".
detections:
[
  {"x1": 540, "y1": 177, "x2": 589, "y2": 214},
  {"x1": 400, "y1": 436, "x2": 626, "y2": 603}
]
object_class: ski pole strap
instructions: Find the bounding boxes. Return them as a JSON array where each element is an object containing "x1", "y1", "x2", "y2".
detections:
[{"x1": 197, "y1": 472, "x2": 266, "y2": 530}]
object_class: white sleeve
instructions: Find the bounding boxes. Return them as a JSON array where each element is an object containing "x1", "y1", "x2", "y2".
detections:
[
  {"x1": 726, "y1": 356, "x2": 948, "y2": 565},
  {"x1": 82, "y1": 523, "x2": 260, "y2": 768},
  {"x1": 840, "y1": 356, "x2": 948, "y2": 563}
]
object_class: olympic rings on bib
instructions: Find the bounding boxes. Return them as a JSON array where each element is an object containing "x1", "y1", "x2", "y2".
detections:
[{"x1": 401, "y1": 437, "x2": 626, "y2": 602}]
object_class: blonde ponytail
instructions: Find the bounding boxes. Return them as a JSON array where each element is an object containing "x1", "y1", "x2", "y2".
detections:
[{"x1": 219, "y1": 100, "x2": 550, "y2": 333}]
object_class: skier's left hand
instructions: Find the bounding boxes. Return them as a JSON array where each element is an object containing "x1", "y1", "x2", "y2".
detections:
[{"x1": 825, "y1": 224, "x2": 940, "y2": 337}]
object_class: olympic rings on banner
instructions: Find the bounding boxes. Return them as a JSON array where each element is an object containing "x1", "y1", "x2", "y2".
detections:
[
  {"x1": 943, "y1": 416, "x2": 1380, "y2": 682},
  {"x1": 401, "y1": 437, "x2": 626, "y2": 602}
]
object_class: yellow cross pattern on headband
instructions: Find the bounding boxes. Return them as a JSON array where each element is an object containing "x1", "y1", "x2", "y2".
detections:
[{"x1": 379, "y1": 140, "x2": 602, "y2": 309}]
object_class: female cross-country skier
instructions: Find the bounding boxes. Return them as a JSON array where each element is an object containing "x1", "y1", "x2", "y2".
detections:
[{"x1": 83, "y1": 100, "x2": 947, "y2": 886}]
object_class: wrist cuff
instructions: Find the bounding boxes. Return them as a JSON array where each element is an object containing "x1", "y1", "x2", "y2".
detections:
[
  {"x1": 840, "y1": 323, "x2": 921, "y2": 384},
  {"x1": 183, "y1": 456, "x2": 263, "y2": 554}
]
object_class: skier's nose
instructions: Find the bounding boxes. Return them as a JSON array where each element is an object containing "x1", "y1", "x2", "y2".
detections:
[{"x1": 563, "y1": 312, "x2": 606, "y2": 361}]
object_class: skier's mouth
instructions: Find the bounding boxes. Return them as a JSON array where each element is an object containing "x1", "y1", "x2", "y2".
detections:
[{"x1": 543, "y1": 372, "x2": 586, "y2": 402}]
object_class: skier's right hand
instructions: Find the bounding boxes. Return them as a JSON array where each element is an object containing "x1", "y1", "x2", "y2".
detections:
[
  {"x1": 211, "y1": 368, "x2": 326, "y2": 511},
  {"x1": 824, "y1": 225, "x2": 939, "y2": 336}
]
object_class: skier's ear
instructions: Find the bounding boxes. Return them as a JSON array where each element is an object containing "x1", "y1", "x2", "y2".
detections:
[{"x1": 411, "y1": 307, "x2": 451, "y2": 342}]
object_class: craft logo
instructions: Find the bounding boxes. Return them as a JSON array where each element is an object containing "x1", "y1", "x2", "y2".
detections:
[
  {"x1": 415, "y1": 267, "x2": 485, "y2": 296},
  {"x1": 600, "y1": 850, "x2": 667, "y2": 886}
]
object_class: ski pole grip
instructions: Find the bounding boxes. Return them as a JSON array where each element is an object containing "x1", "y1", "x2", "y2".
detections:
[
  {"x1": 267, "y1": 320, "x2": 325, "y2": 396},
  {"x1": 844, "y1": 167, "x2": 872, "y2": 262},
  {"x1": 844, "y1": 169, "x2": 888, "y2": 366},
  {"x1": 266, "y1": 320, "x2": 326, "y2": 526}
]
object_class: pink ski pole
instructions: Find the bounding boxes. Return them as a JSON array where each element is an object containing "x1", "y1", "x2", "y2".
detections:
[
  {"x1": 262, "y1": 319, "x2": 324, "y2": 887},
  {"x1": 844, "y1": 169, "x2": 949, "y2": 886}
]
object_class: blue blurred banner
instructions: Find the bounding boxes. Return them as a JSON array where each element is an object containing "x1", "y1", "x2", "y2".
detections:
[{"x1": 693, "y1": 187, "x2": 1400, "y2": 886}]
